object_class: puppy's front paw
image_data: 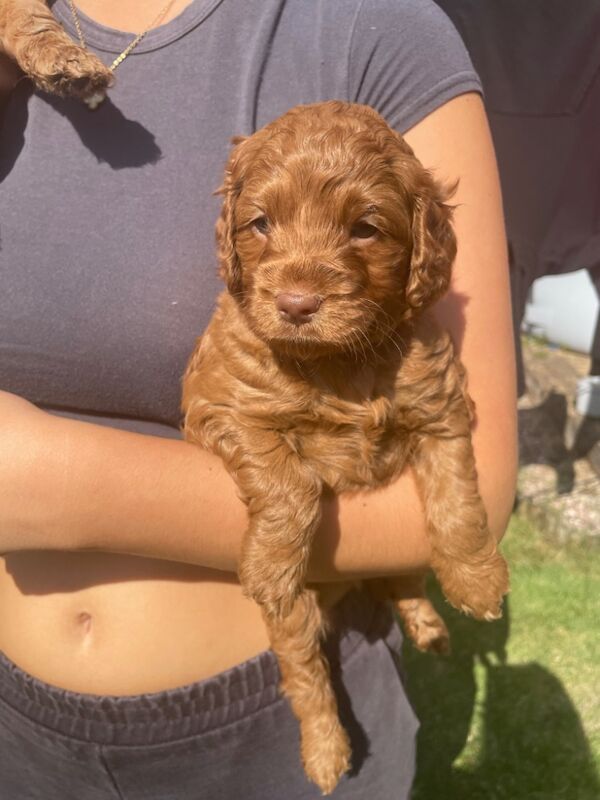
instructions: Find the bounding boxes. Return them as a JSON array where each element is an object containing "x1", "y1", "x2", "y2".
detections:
[
  {"x1": 18, "y1": 30, "x2": 113, "y2": 98},
  {"x1": 436, "y1": 550, "x2": 510, "y2": 621}
]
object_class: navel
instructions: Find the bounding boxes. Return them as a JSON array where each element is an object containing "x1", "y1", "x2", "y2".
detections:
[{"x1": 76, "y1": 611, "x2": 93, "y2": 636}]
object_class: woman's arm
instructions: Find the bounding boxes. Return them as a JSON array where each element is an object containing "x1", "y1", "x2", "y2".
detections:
[
  {"x1": 0, "y1": 93, "x2": 517, "y2": 580},
  {"x1": 0, "y1": 392, "x2": 433, "y2": 576}
]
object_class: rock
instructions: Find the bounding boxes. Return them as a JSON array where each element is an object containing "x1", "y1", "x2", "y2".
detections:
[{"x1": 516, "y1": 336, "x2": 600, "y2": 538}]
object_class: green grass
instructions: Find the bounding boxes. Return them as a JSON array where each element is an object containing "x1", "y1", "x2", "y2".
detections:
[{"x1": 404, "y1": 516, "x2": 600, "y2": 800}]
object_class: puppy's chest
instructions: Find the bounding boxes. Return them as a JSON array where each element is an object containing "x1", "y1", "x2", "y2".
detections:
[{"x1": 280, "y1": 384, "x2": 412, "y2": 492}]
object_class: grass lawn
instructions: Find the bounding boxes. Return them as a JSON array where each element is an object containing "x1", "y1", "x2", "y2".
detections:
[{"x1": 403, "y1": 515, "x2": 600, "y2": 800}]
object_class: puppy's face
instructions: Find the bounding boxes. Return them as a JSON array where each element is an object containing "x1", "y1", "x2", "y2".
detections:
[{"x1": 217, "y1": 102, "x2": 456, "y2": 359}]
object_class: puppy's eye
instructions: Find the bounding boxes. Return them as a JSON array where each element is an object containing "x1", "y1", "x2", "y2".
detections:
[
  {"x1": 252, "y1": 216, "x2": 270, "y2": 235},
  {"x1": 351, "y1": 221, "x2": 378, "y2": 240}
]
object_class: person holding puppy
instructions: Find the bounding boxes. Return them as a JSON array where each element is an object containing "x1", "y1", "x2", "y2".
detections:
[{"x1": 0, "y1": 0, "x2": 517, "y2": 797}]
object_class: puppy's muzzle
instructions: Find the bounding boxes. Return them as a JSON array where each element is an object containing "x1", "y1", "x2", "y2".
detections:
[{"x1": 276, "y1": 293, "x2": 322, "y2": 325}]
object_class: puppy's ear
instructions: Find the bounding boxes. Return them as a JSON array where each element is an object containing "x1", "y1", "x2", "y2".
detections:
[
  {"x1": 405, "y1": 176, "x2": 457, "y2": 317},
  {"x1": 215, "y1": 136, "x2": 248, "y2": 296}
]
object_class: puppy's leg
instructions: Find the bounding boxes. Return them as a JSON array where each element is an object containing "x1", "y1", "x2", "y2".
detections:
[
  {"x1": 184, "y1": 417, "x2": 351, "y2": 790},
  {"x1": 233, "y1": 433, "x2": 324, "y2": 619},
  {"x1": 267, "y1": 589, "x2": 351, "y2": 795},
  {"x1": 228, "y1": 433, "x2": 350, "y2": 792},
  {"x1": 184, "y1": 415, "x2": 320, "y2": 616},
  {"x1": 0, "y1": 0, "x2": 112, "y2": 98},
  {"x1": 368, "y1": 575, "x2": 450, "y2": 655},
  {"x1": 411, "y1": 425, "x2": 509, "y2": 621}
]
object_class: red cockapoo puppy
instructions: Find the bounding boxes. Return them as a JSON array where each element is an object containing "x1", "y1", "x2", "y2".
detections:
[{"x1": 182, "y1": 101, "x2": 509, "y2": 794}]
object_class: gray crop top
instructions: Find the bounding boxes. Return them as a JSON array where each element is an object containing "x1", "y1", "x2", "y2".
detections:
[{"x1": 0, "y1": 0, "x2": 481, "y2": 437}]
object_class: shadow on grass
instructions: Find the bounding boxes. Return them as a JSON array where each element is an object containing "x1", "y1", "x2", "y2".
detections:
[
  {"x1": 518, "y1": 390, "x2": 600, "y2": 496},
  {"x1": 404, "y1": 580, "x2": 600, "y2": 800}
]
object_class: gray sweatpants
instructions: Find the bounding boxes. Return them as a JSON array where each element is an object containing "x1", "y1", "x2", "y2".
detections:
[{"x1": 0, "y1": 591, "x2": 417, "y2": 799}]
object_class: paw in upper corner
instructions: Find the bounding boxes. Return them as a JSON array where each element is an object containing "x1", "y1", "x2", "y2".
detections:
[{"x1": 16, "y1": 29, "x2": 113, "y2": 98}]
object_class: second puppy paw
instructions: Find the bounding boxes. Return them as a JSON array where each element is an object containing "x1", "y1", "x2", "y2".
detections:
[{"x1": 17, "y1": 29, "x2": 113, "y2": 98}]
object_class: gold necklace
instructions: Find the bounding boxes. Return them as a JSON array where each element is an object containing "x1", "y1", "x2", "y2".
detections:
[{"x1": 66, "y1": 0, "x2": 177, "y2": 109}]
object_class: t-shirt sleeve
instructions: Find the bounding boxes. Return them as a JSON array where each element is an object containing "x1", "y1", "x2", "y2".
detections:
[{"x1": 347, "y1": 0, "x2": 482, "y2": 132}]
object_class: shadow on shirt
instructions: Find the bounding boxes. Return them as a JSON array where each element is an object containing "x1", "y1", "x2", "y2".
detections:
[{"x1": 0, "y1": 78, "x2": 161, "y2": 181}]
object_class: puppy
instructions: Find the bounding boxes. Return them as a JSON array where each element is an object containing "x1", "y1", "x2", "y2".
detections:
[
  {"x1": 0, "y1": 0, "x2": 111, "y2": 98},
  {"x1": 182, "y1": 101, "x2": 509, "y2": 794}
]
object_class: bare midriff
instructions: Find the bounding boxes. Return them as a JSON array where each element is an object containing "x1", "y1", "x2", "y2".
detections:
[{"x1": 0, "y1": 551, "x2": 271, "y2": 694}]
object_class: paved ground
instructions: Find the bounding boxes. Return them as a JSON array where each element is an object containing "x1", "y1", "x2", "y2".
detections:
[{"x1": 516, "y1": 335, "x2": 600, "y2": 539}]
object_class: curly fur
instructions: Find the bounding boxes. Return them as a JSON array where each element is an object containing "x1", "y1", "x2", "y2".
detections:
[
  {"x1": 183, "y1": 101, "x2": 509, "y2": 794},
  {"x1": 0, "y1": 0, "x2": 112, "y2": 97}
]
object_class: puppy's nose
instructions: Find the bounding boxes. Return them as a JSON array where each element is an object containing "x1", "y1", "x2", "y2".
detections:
[{"x1": 276, "y1": 293, "x2": 321, "y2": 325}]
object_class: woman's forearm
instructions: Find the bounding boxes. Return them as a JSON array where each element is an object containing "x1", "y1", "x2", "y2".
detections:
[
  {"x1": 0, "y1": 387, "x2": 513, "y2": 581},
  {"x1": 0, "y1": 399, "x2": 432, "y2": 578},
  {"x1": 0, "y1": 399, "x2": 244, "y2": 568}
]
